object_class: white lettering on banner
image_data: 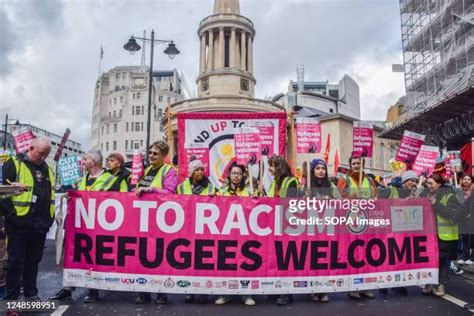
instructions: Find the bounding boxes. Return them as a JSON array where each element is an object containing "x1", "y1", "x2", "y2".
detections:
[
  {"x1": 285, "y1": 207, "x2": 305, "y2": 236},
  {"x1": 222, "y1": 204, "x2": 249, "y2": 235},
  {"x1": 75, "y1": 198, "x2": 96, "y2": 229},
  {"x1": 195, "y1": 203, "x2": 220, "y2": 234},
  {"x1": 248, "y1": 205, "x2": 272, "y2": 236},
  {"x1": 274, "y1": 205, "x2": 283, "y2": 236},
  {"x1": 156, "y1": 202, "x2": 185, "y2": 233},
  {"x1": 133, "y1": 201, "x2": 157, "y2": 232},
  {"x1": 306, "y1": 208, "x2": 335, "y2": 236},
  {"x1": 97, "y1": 199, "x2": 124, "y2": 231}
]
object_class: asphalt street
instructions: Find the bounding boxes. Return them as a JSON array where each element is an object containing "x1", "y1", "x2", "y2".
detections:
[{"x1": 24, "y1": 241, "x2": 474, "y2": 315}]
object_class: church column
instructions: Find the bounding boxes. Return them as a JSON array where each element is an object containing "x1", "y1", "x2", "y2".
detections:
[
  {"x1": 240, "y1": 30, "x2": 247, "y2": 71},
  {"x1": 230, "y1": 27, "x2": 236, "y2": 68},
  {"x1": 208, "y1": 29, "x2": 214, "y2": 70},
  {"x1": 218, "y1": 26, "x2": 225, "y2": 68},
  {"x1": 200, "y1": 33, "x2": 206, "y2": 72},
  {"x1": 247, "y1": 34, "x2": 253, "y2": 73}
]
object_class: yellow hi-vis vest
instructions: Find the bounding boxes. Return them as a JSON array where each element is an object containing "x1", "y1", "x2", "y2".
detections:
[
  {"x1": 10, "y1": 157, "x2": 55, "y2": 218},
  {"x1": 141, "y1": 164, "x2": 172, "y2": 189},
  {"x1": 177, "y1": 178, "x2": 215, "y2": 195},
  {"x1": 220, "y1": 185, "x2": 251, "y2": 197},
  {"x1": 78, "y1": 171, "x2": 117, "y2": 191},
  {"x1": 389, "y1": 186, "x2": 399, "y2": 199},
  {"x1": 346, "y1": 175, "x2": 373, "y2": 199},
  {"x1": 268, "y1": 176, "x2": 299, "y2": 198},
  {"x1": 437, "y1": 193, "x2": 459, "y2": 241}
]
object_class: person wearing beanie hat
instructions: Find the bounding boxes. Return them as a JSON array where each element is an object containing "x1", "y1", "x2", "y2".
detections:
[
  {"x1": 402, "y1": 171, "x2": 418, "y2": 184},
  {"x1": 106, "y1": 152, "x2": 130, "y2": 192}
]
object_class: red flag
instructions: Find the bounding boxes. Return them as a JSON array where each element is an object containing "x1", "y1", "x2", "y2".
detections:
[
  {"x1": 334, "y1": 149, "x2": 339, "y2": 174},
  {"x1": 323, "y1": 134, "x2": 331, "y2": 163}
]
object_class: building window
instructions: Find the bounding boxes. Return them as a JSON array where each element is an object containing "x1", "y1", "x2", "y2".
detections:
[
  {"x1": 133, "y1": 93, "x2": 135, "y2": 100},
  {"x1": 106, "y1": 142, "x2": 109, "y2": 151},
  {"x1": 101, "y1": 126, "x2": 104, "y2": 135},
  {"x1": 167, "y1": 97, "x2": 171, "y2": 103},
  {"x1": 113, "y1": 110, "x2": 116, "y2": 118},
  {"x1": 101, "y1": 143, "x2": 103, "y2": 151},
  {"x1": 120, "y1": 96, "x2": 123, "y2": 103},
  {"x1": 131, "y1": 122, "x2": 134, "y2": 132},
  {"x1": 160, "y1": 124, "x2": 164, "y2": 132},
  {"x1": 125, "y1": 140, "x2": 128, "y2": 150},
  {"x1": 140, "y1": 140, "x2": 143, "y2": 147},
  {"x1": 126, "y1": 122, "x2": 129, "y2": 132},
  {"x1": 134, "y1": 141, "x2": 139, "y2": 150},
  {"x1": 119, "y1": 109, "x2": 122, "y2": 117},
  {"x1": 113, "y1": 141, "x2": 117, "y2": 150},
  {"x1": 114, "y1": 124, "x2": 117, "y2": 133},
  {"x1": 159, "y1": 95, "x2": 163, "y2": 102},
  {"x1": 141, "y1": 122, "x2": 144, "y2": 131},
  {"x1": 137, "y1": 92, "x2": 141, "y2": 99},
  {"x1": 141, "y1": 106, "x2": 144, "y2": 115},
  {"x1": 106, "y1": 125, "x2": 110, "y2": 134},
  {"x1": 158, "y1": 108, "x2": 163, "y2": 117},
  {"x1": 109, "y1": 112, "x2": 111, "y2": 118},
  {"x1": 122, "y1": 73, "x2": 126, "y2": 79},
  {"x1": 131, "y1": 106, "x2": 134, "y2": 116},
  {"x1": 115, "y1": 86, "x2": 120, "y2": 92},
  {"x1": 114, "y1": 98, "x2": 117, "y2": 105},
  {"x1": 115, "y1": 73, "x2": 120, "y2": 79}
]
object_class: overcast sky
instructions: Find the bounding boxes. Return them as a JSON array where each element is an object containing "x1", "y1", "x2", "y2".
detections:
[{"x1": 0, "y1": 0, "x2": 405, "y2": 148}]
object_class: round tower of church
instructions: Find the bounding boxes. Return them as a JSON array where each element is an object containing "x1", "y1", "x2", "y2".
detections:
[{"x1": 196, "y1": 0, "x2": 256, "y2": 98}]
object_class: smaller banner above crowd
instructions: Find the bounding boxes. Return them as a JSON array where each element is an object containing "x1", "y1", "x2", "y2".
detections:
[
  {"x1": 395, "y1": 131, "x2": 425, "y2": 164},
  {"x1": 412, "y1": 145, "x2": 439, "y2": 176},
  {"x1": 234, "y1": 128, "x2": 262, "y2": 165},
  {"x1": 12, "y1": 126, "x2": 36, "y2": 153},
  {"x1": 295, "y1": 117, "x2": 322, "y2": 154},
  {"x1": 250, "y1": 121, "x2": 275, "y2": 157},
  {"x1": 352, "y1": 122, "x2": 373, "y2": 158},
  {"x1": 57, "y1": 155, "x2": 81, "y2": 186}
]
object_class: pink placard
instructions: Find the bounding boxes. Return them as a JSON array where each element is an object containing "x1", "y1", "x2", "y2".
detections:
[
  {"x1": 352, "y1": 122, "x2": 373, "y2": 158},
  {"x1": 63, "y1": 191, "x2": 439, "y2": 294},
  {"x1": 250, "y1": 123, "x2": 275, "y2": 156},
  {"x1": 131, "y1": 151, "x2": 144, "y2": 185},
  {"x1": 184, "y1": 147, "x2": 210, "y2": 177},
  {"x1": 395, "y1": 131, "x2": 425, "y2": 164},
  {"x1": 412, "y1": 145, "x2": 439, "y2": 176},
  {"x1": 234, "y1": 129, "x2": 262, "y2": 165},
  {"x1": 13, "y1": 127, "x2": 36, "y2": 153},
  {"x1": 296, "y1": 118, "x2": 322, "y2": 154}
]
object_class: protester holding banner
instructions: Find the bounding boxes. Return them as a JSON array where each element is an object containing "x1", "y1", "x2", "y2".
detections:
[
  {"x1": 176, "y1": 159, "x2": 215, "y2": 304},
  {"x1": 215, "y1": 162, "x2": 256, "y2": 306},
  {"x1": 457, "y1": 174, "x2": 473, "y2": 265},
  {"x1": 267, "y1": 155, "x2": 299, "y2": 306},
  {"x1": 337, "y1": 154, "x2": 376, "y2": 300},
  {"x1": 50, "y1": 150, "x2": 129, "y2": 303},
  {"x1": 134, "y1": 141, "x2": 177, "y2": 305},
  {"x1": 1, "y1": 137, "x2": 54, "y2": 300},
  {"x1": 422, "y1": 174, "x2": 462, "y2": 297},
  {"x1": 106, "y1": 152, "x2": 130, "y2": 192},
  {"x1": 307, "y1": 158, "x2": 339, "y2": 303}
]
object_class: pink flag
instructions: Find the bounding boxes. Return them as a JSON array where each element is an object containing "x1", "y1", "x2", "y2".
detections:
[
  {"x1": 184, "y1": 145, "x2": 210, "y2": 177},
  {"x1": 12, "y1": 127, "x2": 36, "y2": 153}
]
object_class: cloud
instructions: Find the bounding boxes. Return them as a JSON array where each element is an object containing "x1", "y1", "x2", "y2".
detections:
[{"x1": 0, "y1": 0, "x2": 405, "y2": 149}]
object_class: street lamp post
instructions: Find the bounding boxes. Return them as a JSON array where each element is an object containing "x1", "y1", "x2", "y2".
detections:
[
  {"x1": 123, "y1": 30, "x2": 180, "y2": 162},
  {"x1": 3, "y1": 114, "x2": 20, "y2": 150}
]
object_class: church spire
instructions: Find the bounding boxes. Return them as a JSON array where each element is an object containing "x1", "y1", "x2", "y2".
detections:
[{"x1": 213, "y1": 0, "x2": 240, "y2": 14}]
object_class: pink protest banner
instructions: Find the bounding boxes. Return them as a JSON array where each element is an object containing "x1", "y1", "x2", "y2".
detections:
[
  {"x1": 395, "y1": 130, "x2": 425, "y2": 164},
  {"x1": 12, "y1": 127, "x2": 36, "y2": 153},
  {"x1": 250, "y1": 122, "x2": 275, "y2": 156},
  {"x1": 352, "y1": 122, "x2": 373, "y2": 158},
  {"x1": 295, "y1": 117, "x2": 322, "y2": 154},
  {"x1": 412, "y1": 145, "x2": 439, "y2": 176},
  {"x1": 63, "y1": 191, "x2": 439, "y2": 294},
  {"x1": 184, "y1": 146, "x2": 210, "y2": 177},
  {"x1": 234, "y1": 128, "x2": 261, "y2": 165},
  {"x1": 130, "y1": 151, "x2": 144, "y2": 185},
  {"x1": 178, "y1": 112, "x2": 286, "y2": 188}
]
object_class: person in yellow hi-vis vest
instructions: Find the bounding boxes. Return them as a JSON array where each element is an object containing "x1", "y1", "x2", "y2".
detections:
[
  {"x1": 266, "y1": 155, "x2": 300, "y2": 306},
  {"x1": 134, "y1": 141, "x2": 177, "y2": 305},
  {"x1": 422, "y1": 174, "x2": 461, "y2": 297},
  {"x1": 177, "y1": 160, "x2": 216, "y2": 305},
  {"x1": 215, "y1": 163, "x2": 257, "y2": 306},
  {"x1": 336, "y1": 154, "x2": 377, "y2": 300},
  {"x1": 1, "y1": 137, "x2": 54, "y2": 300},
  {"x1": 49, "y1": 149, "x2": 128, "y2": 303}
]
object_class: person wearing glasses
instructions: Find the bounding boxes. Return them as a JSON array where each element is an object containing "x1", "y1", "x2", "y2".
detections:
[
  {"x1": 134, "y1": 141, "x2": 177, "y2": 305},
  {"x1": 177, "y1": 159, "x2": 216, "y2": 304},
  {"x1": 336, "y1": 154, "x2": 377, "y2": 300},
  {"x1": 214, "y1": 162, "x2": 256, "y2": 306}
]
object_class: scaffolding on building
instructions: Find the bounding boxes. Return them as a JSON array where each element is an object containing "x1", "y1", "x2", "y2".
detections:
[{"x1": 382, "y1": 0, "x2": 474, "y2": 145}]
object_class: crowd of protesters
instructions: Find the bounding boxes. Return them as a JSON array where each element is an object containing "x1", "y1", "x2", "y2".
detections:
[{"x1": 0, "y1": 138, "x2": 472, "y2": 307}]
